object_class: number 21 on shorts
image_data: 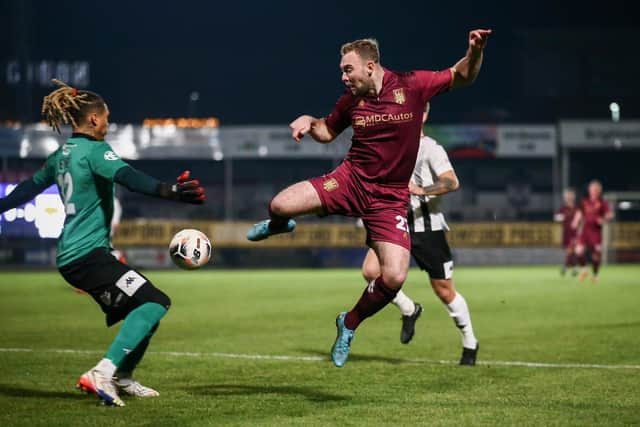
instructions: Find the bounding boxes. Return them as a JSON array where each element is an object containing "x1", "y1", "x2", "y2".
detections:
[{"x1": 395, "y1": 215, "x2": 409, "y2": 233}]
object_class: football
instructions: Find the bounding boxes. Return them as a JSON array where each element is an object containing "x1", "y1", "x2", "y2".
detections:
[{"x1": 169, "y1": 229, "x2": 212, "y2": 270}]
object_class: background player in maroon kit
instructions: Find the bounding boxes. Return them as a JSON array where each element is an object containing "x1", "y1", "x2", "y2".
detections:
[
  {"x1": 554, "y1": 188, "x2": 579, "y2": 276},
  {"x1": 246, "y1": 29, "x2": 491, "y2": 367},
  {"x1": 573, "y1": 180, "x2": 613, "y2": 283}
]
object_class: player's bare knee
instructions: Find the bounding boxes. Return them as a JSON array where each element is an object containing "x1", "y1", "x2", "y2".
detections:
[
  {"x1": 362, "y1": 266, "x2": 379, "y2": 283},
  {"x1": 381, "y1": 270, "x2": 407, "y2": 289},
  {"x1": 362, "y1": 271, "x2": 375, "y2": 283},
  {"x1": 269, "y1": 196, "x2": 288, "y2": 217}
]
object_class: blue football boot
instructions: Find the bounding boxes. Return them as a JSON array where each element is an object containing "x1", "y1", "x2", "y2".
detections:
[
  {"x1": 331, "y1": 312, "x2": 355, "y2": 368},
  {"x1": 246, "y1": 219, "x2": 296, "y2": 242}
]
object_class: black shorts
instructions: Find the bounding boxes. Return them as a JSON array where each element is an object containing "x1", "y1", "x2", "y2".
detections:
[
  {"x1": 59, "y1": 247, "x2": 171, "y2": 327},
  {"x1": 410, "y1": 230, "x2": 453, "y2": 280}
]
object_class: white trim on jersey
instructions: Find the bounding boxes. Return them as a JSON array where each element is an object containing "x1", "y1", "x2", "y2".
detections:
[{"x1": 410, "y1": 136, "x2": 453, "y2": 232}]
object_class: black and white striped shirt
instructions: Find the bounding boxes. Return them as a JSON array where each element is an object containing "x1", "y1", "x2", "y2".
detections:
[{"x1": 408, "y1": 136, "x2": 453, "y2": 233}]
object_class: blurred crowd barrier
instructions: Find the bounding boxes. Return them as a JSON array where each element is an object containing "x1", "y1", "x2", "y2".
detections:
[{"x1": 111, "y1": 220, "x2": 640, "y2": 250}]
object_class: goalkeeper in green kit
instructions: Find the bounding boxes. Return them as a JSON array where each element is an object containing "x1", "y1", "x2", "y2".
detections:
[{"x1": 0, "y1": 80, "x2": 206, "y2": 407}]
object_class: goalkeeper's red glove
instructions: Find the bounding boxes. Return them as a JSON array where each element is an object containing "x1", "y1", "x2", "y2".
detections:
[
  {"x1": 176, "y1": 170, "x2": 191, "y2": 183},
  {"x1": 159, "y1": 170, "x2": 206, "y2": 204}
]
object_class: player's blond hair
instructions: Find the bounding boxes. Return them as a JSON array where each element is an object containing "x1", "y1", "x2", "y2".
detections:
[
  {"x1": 41, "y1": 79, "x2": 105, "y2": 134},
  {"x1": 340, "y1": 38, "x2": 380, "y2": 63}
]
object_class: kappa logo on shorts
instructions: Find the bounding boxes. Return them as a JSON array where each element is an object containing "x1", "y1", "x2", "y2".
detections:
[
  {"x1": 115, "y1": 270, "x2": 146, "y2": 297},
  {"x1": 323, "y1": 178, "x2": 339, "y2": 192},
  {"x1": 104, "y1": 151, "x2": 119, "y2": 161}
]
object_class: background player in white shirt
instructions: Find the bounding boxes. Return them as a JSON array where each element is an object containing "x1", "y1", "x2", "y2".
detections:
[{"x1": 361, "y1": 103, "x2": 479, "y2": 365}]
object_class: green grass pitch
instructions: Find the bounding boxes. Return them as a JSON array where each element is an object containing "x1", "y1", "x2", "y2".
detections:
[{"x1": 0, "y1": 265, "x2": 639, "y2": 426}]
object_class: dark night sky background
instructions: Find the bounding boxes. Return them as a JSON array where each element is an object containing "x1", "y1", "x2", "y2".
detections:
[{"x1": 1, "y1": 0, "x2": 637, "y2": 125}]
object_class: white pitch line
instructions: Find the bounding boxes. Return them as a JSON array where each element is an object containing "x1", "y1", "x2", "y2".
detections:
[{"x1": 0, "y1": 347, "x2": 639, "y2": 370}]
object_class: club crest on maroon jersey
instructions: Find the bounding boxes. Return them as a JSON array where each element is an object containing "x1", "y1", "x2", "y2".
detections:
[{"x1": 393, "y1": 88, "x2": 406, "y2": 105}]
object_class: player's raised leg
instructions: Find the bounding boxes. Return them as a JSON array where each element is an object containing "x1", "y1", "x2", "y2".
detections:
[
  {"x1": 430, "y1": 278, "x2": 479, "y2": 365},
  {"x1": 362, "y1": 248, "x2": 422, "y2": 344},
  {"x1": 332, "y1": 241, "x2": 409, "y2": 367},
  {"x1": 247, "y1": 180, "x2": 323, "y2": 241}
]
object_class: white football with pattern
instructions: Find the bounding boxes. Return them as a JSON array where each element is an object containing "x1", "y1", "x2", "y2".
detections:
[{"x1": 169, "y1": 229, "x2": 212, "y2": 270}]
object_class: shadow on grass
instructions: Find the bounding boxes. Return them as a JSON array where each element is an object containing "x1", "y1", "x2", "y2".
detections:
[
  {"x1": 0, "y1": 383, "x2": 88, "y2": 400},
  {"x1": 185, "y1": 384, "x2": 350, "y2": 402},
  {"x1": 583, "y1": 321, "x2": 640, "y2": 330},
  {"x1": 300, "y1": 348, "x2": 412, "y2": 365}
]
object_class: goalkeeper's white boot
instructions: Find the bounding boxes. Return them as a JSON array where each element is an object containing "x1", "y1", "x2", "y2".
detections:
[
  {"x1": 77, "y1": 369, "x2": 125, "y2": 407},
  {"x1": 115, "y1": 377, "x2": 160, "y2": 397}
]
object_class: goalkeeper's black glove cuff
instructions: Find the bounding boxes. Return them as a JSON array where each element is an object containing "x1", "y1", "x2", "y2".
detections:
[{"x1": 157, "y1": 181, "x2": 206, "y2": 204}]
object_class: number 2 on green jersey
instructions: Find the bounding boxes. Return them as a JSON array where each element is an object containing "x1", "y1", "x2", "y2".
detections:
[{"x1": 57, "y1": 172, "x2": 76, "y2": 215}]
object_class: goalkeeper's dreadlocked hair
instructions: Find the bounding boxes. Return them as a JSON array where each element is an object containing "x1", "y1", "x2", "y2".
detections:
[{"x1": 41, "y1": 79, "x2": 106, "y2": 134}]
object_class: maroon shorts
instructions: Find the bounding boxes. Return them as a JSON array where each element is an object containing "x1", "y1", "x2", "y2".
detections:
[
  {"x1": 578, "y1": 228, "x2": 602, "y2": 250},
  {"x1": 562, "y1": 231, "x2": 577, "y2": 249},
  {"x1": 308, "y1": 162, "x2": 411, "y2": 250}
]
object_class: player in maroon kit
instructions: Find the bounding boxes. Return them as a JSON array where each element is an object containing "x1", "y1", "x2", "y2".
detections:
[
  {"x1": 246, "y1": 30, "x2": 491, "y2": 367},
  {"x1": 554, "y1": 188, "x2": 579, "y2": 276},
  {"x1": 573, "y1": 180, "x2": 613, "y2": 283}
]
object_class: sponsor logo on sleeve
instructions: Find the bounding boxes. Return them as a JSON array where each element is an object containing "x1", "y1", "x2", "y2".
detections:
[{"x1": 104, "y1": 151, "x2": 119, "y2": 161}]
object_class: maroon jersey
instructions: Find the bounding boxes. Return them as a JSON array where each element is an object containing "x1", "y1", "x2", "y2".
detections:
[
  {"x1": 579, "y1": 197, "x2": 611, "y2": 234},
  {"x1": 325, "y1": 68, "x2": 452, "y2": 185},
  {"x1": 557, "y1": 204, "x2": 578, "y2": 246}
]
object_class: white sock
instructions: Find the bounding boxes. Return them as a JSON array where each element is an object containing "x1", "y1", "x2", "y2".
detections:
[
  {"x1": 392, "y1": 290, "x2": 416, "y2": 316},
  {"x1": 445, "y1": 293, "x2": 478, "y2": 349},
  {"x1": 95, "y1": 358, "x2": 117, "y2": 378}
]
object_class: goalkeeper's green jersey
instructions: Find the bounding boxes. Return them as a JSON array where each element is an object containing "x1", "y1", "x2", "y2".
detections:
[{"x1": 32, "y1": 134, "x2": 128, "y2": 267}]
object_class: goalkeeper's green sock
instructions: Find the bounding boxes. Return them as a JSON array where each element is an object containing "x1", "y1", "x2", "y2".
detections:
[
  {"x1": 103, "y1": 303, "x2": 167, "y2": 372},
  {"x1": 116, "y1": 323, "x2": 159, "y2": 377}
]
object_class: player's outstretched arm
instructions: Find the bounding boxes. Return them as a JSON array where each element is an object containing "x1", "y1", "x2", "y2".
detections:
[
  {"x1": 114, "y1": 166, "x2": 206, "y2": 204},
  {"x1": 0, "y1": 178, "x2": 50, "y2": 213},
  {"x1": 409, "y1": 170, "x2": 459, "y2": 197},
  {"x1": 451, "y1": 29, "x2": 492, "y2": 89},
  {"x1": 290, "y1": 115, "x2": 337, "y2": 144}
]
